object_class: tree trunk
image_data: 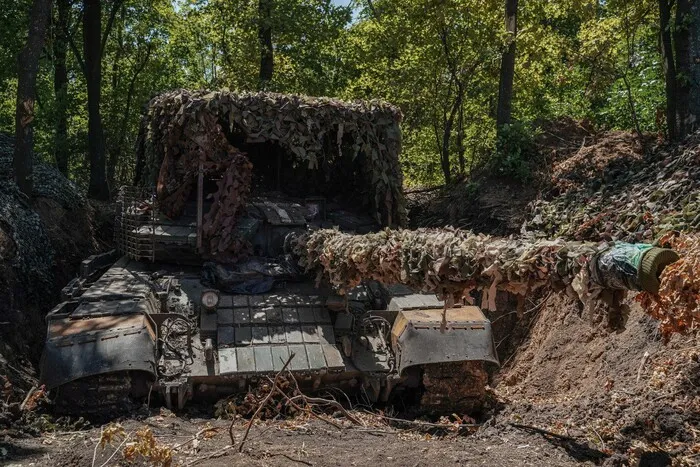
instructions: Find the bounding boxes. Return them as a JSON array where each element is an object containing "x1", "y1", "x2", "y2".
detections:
[
  {"x1": 441, "y1": 92, "x2": 463, "y2": 185},
  {"x1": 54, "y1": 0, "x2": 70, "y2": 175},
  {"x1": 14, "y1": 0, "x2": 52, "y2": 196},
  {"x1": 84, "y1": 0, "x2": 109, "y2": 200},
  {"x1": 659, "y1": 0, "x2": 678, "y2": 141},
  {"x1": 674, "y1": 0, "x2": 692, "y2": 138},
  {"x1": 111, "y1": 44, "x2": 152, "y2": 186},
  {"x1": 457, "y1": 103, "x2": 466, "y2": 175},
  {"x1": 258, "y1": 0, "x2": 273, "y2": 88},
  {"x1": 690, "y1": 1, "x2": 700, "y2": 130},
  {"x1": 496, "y1": 0, "x2": 518, "y2": 135}
]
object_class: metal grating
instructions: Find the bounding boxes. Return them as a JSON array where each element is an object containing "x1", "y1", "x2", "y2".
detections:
[
  {"x1": 115, "y1": 186, "x2": 157, "y2": 262},
  {"x1": 114, "y1": 186, "x2": 199, "y2": 262}
]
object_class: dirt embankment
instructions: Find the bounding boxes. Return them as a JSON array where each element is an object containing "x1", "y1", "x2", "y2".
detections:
[
  {"x1": 2, "y1": 126, "x2": 699, "y2": 466},
  {"x1": 0, "y1": 133, "x2": 110, "y2": 400},
  {"x1": 492, "y1": 293, "x2": 699, "y2": 464}
]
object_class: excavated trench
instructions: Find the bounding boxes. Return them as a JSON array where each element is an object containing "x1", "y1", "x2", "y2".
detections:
[{"x1": 2, "y1": 127, "x2": 699, "y2": 466}]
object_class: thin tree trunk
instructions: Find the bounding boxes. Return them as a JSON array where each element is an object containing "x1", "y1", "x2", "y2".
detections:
[
  {"x1": 457, "y1": 103, "x2": 465, "y2": 175},
  {"x1": 674, "y1": 0, "x2": 692, "y2": 139},
  {"x1": 441, "y1": 93, "x2": 463, "y2": 185},
  {"x1": 107, "y1": 5, "x2": 126, "y2": 187},
  {"x1": 659, "y1": 0, "x2": 678, "y2": 141},
  {"x1": 84, "y1": 0, "x2": 108, "y2": 200},
  {"x1": 54, "y1": 0, "x2": 70, "y2": 175},
  {"x1": 111, "y1": 44, "x2": 152, "y2": 187},
  {"x1": 689, "y1": 1, "x2": 700, "y2": 130},
  {"x1": 622, "y1": 75, "x2": 644, "y2": 148},
  {"x1": 496, "y1": 0, "x2": 518, "y2": 135},
  {"x1": 14, "y1": 0, "x2": 52, "y2": 196},
  {"x1": 258, "y1": 0, "x2": 273, "y2": 88}
]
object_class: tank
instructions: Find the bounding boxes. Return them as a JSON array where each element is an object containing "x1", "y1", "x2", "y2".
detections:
[{"x1": 39, "y1": 90, "x2": 500, "y2": 415}]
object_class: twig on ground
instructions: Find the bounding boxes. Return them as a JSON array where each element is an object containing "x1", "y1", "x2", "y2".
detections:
[
  {"x1": 590, "y1": 425, "x2": 606, "y2": 450},
  {"x1": 237, "y1": 352, "x2": 295, "y2": 452},
  {"x1": 269, "y1": 377, "x2": 343, "y2": 430},
  {"x1": 172, "y1": 426, "x2": 220, "y2": 451},
  {"x1": 374, "y1": 413, "x2": 479, "y2": 430},
  {"x1": 288, "y1": 394, "x2": 363, "y2": 426},
  {"x1": 267, "y1": 452, "x2": 313, "y2": 465},
  {"x1": 19, "y1": 385, "x2": 37, "y2": 411},
  {"x1": 91, "y1": 428, "x2": 103, "y2": 467},
  {"x1": 98, "y1": 432, "x2": 132, "y2": 467},
  {"x1": 637, "y1": 351, "x2": 650, "y2": 382},
  {"x1": 183, "y1": 445, "x2": 234, "y2": 466},
  {"x1": 510, "y1": 423, "x2": 576, "y2": 441}
]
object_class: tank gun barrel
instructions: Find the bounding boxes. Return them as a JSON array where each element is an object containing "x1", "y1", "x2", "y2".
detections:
[{"x1": 289, "y1": 228, "x2": 679, "y2": 308}]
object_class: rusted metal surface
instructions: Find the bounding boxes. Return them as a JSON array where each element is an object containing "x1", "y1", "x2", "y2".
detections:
[
  {"x1": 53, "y1": 372, "x2": 150, "y2": 416},
  {"x1": 391, "y1": 307, "x2": 499, "y2": 375},
  {"x1": 421, "y1": 361, "x2": 488, "y2": 413},
  {"x1": 48, "y1": 314, "x2": 152, "y2": 338},
  {"x1": 41, "y1": 311, "x2": 157, "y2": 390}
]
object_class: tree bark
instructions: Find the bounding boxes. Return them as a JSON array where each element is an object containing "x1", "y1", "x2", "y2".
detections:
[
  {"x1": 84, "y1": 0, "x2": 109, "y2": 200},
  {"x1": 674, "y1": 0, "x2": 692, "y2": 138},
  {"x1": 496, "y1": 0, "x2": 518, "y2": 135},
  {"x1": 659, "y1": 0, "x2": 678, "y2": 141},
  {"x1": 110, "y1": 44, "x2": 152, "y2": 186},
  {"x1": 258, "y1": 0, "x2": 273, "y2": 88},
  {"x1": 440, "y1": 92, "x2": 463, "y2": 184},
  {"x1": 14, "y1": 0, "x2": 52, "y2": 196},
  {"x1": 54, "y1": 0, "x2": 70, "y2": 175},
  {"x1": 690, "y1": 0, "x2": 700, "y2": 130}
]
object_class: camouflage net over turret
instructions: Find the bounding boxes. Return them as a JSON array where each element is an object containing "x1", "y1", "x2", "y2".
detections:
[{"x1": 135, "y1": 90, "x2": 406, "y2": 259}]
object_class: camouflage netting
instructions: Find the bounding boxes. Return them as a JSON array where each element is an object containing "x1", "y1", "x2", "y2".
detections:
[
  {"x1": 293, "y1": 228, "x2": 696, "y2": 336},
  {"x1": 638, "y1": 233, "x2": 700, "y2": 336},
  {"x1": 135, "y1": 89, "x2": 406, "y2": 259},
  {"x1": 525, "y1": 132, "x2": 700, "y2": 241},
  {"x1": 0, "y1": 134, "x2": 54, "y2": 289},
  {"x1": 292, "y1": 228, "x2": 616, "y2": 314}
]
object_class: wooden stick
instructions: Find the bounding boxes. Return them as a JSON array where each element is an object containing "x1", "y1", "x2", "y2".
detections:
[
  {"x1": 288, "y1": 394, "x2": 363, "y2": 426},
  {"x1": 183, "y1": 445, "x2": 234, "y2": 466},
  {"x1": 237, "y1": 352, "x2": 295, "y2": 452},
  {"x1": 377, "y1": 414, "x2": 479, "y2": 430}
]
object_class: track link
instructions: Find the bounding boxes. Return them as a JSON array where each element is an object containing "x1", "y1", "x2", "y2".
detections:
[
  {"x1": 54, "y1": 372, "x2": 135, "y2": 417},
  {"x1": 420, "y1": 361, "x2": 487, "y2": 414}
]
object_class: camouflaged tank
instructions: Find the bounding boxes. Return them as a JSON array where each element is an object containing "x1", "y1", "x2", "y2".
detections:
[{"x1": 39, "y1": 91, "x2": 499, "y2": 415}]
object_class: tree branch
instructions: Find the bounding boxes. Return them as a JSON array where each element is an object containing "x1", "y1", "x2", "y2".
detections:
[{"x1": 101, "y1": 0, "x2": 124, "y2": 58}]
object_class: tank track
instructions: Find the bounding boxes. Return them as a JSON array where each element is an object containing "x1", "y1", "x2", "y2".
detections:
[
  {"x1": 53, "y1": 372, "x2": 136, "y2": 417},
  {"x1": 420, "y1": 361, "x2": 487, "y2": 414}
]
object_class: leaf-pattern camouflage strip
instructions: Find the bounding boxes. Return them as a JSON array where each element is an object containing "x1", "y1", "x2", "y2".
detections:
[
  {"x1": 135, "y1": 89, "x2": 406, "y2": 236},
  {"x1": 292, "y1": 228, "x2": 607, "y2": 310}
]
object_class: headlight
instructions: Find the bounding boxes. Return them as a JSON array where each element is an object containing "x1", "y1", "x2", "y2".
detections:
[{"x1": 201, "y1": 290, "x2": 220, "y2": 310}]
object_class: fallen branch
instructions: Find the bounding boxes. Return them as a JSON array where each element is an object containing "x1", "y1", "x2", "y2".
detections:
[
  {"x1": 19, "y1": 385, "x2": 37, "y2": 411},
  {"x1": 374, "y1": 413, "x2": 479, "y2": 430},
  {"x1": 267, "y1": 452, "x2": 313, "y2": 466},
  {"x1": 636, "y1": 351, "x2": 650, "y2": 383},
  {"x1": 98, "y1": 432, "x2": 132, "y2": 467},
  {"x1": 270, "y1": 376, "x2": 343, "y2": 430},
  {"x1": 237, "y1": 352, "x2": 295, "y2": 452},
  {"x1": 510, "y1": 423, "x2": 577, "y2": 441},
  {"x1": 172, "y1": 426, "x2": 220, "y2": 452},
  {"x1": 183, "y1": 445, "x2": 234, "y2": 466},
  {"x1": 288, "y1": 394, "x2": 363, "y2": 426}
]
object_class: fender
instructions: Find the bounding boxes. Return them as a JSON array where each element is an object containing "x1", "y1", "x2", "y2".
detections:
[
  {"x1": 390, "y1": 306, "x2": 499, "y2": 376},
  {"x1": 40, "y1": 301, "x2": 157, "y2": 390}
]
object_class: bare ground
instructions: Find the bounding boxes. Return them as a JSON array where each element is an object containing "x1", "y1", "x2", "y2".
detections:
[{"x1": 2, "y1": 415, "x2": 592, "y2": 467}]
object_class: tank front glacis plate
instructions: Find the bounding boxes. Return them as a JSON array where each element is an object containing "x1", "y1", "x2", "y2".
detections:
[{"x1": 212, "y1": 294, "x2": 344, "y2": 374}]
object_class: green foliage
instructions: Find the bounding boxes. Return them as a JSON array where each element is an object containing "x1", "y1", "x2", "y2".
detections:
[
  {"x1": 492, "y1": 122, "x2": 538, "y2": 182},
  {"x1": 0, "y1": 0, "x2": 680, "y2": 191}
]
